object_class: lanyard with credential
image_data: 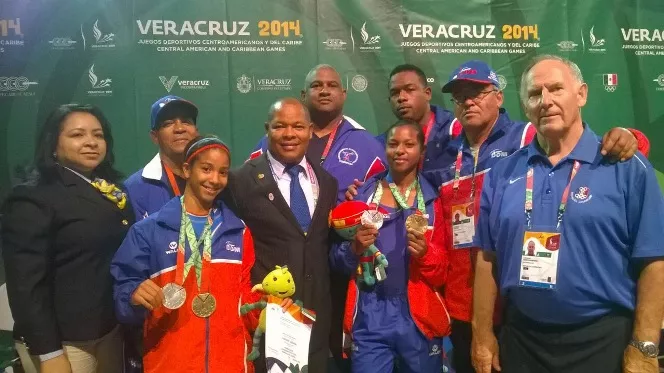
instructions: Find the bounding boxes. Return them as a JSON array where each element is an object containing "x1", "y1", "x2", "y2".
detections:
[
  {"x1": 320, "y1": 118, "x2": 344, "y2": 165},
  {"x1": 164, "y1": 162, "x2": 182, "y2": 197},
  {"x1": 524, "y1": 160, "x2": 581, "y2": 230},
  {"x1": 452, "y1": 141, "x2": 480, "y2": 197},
  {"x1": 176, "y1": 197, "x2": 212, "y2": 290}
]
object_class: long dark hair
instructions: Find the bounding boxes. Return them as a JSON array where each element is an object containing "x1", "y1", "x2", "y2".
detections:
[{"x1": 29, "y1": 103, "x2": 122, "y2": 184}]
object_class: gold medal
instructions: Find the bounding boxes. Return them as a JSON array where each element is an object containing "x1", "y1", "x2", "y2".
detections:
[
  {"x1": 405, "y1": 214, "x2": 428, "y2": 235},
  {"x1": 192, "y1": 293, "x2": 216, "y2": 318}
]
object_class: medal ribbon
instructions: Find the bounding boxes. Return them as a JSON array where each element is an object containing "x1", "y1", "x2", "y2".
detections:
[
  {"x1": 176, "y1": 197, "x2": 213, "y2": 291},
  {"x1": 372, "y1": 173, "x2": 425, "y2": 214},
  {"x1": 452, "y1": 140, "x2": 480, "y2": 197},
  {"x1": 164, "y1": 162, "x2": 183, "y2": 197},
  {"x1": 320, "y1": 118, "x2": 344, "y2": 164},
  {"x1": 524, "y1": 160, "x2": 581, "y2": 230}
]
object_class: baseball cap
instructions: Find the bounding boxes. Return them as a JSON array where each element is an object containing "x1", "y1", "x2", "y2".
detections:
[
  {"x1": 150, "y1": 95, "x2": 199, "y2": 130},
  {"x1": 441, "y1": 60, "x2": 500, "y2": 93}
]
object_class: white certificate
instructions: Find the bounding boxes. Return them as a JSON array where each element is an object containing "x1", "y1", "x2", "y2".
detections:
[{"x1": 265, "y1": 303, "x2": 313, "y2": 373}]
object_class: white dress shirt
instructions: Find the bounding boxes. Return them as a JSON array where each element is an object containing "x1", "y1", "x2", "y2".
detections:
[{"x1": 266, "y1": 151, "x2": 317, "y2": 217}]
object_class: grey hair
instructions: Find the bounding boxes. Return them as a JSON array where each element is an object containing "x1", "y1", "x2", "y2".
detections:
[
  {"x1": 519, "y1": 54, "x2": 584, "y2": 106},
  {"x1": 303, "y1": 64, "x2": 340, "y2": 91}
]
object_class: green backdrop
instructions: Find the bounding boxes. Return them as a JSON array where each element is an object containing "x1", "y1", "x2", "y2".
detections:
[{"x1": 1, "y1": 0, "x2": 663, "y2": 200}]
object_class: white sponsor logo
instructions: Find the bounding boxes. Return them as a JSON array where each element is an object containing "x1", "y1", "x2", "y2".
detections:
[
  {"x1": 426, "y1": 77, "x2": 435, "y2": 83},
  {"x1": 165, "y1": 241, "x2": 177, "y2": 254},
  {"x1": 0, "y1": 76, "x2": 37, "y2": 97},
  {"x1": 654, "y1": 74, "x2": 664, "y2": 91},
  {"x1": 351, "y1": 75, "x2": 368, "y2": 92},
  {"x1": 429, "y1": 344, "x2": 441, "y2": 356},
  {"x1": 582, "y1": 26, "x2": 606, "y2": 53},
  {"x1": 225, "y1": 241, "x2": 240, "y2": 253},
  {"x1": 491, "y1": 149, "x2": 509, "y2": 158},
  {"x1": 136, "y1": 20, "x2": 251, "y2": 36},
  {"x1": 82, "y1": 20, "x2": 115, "y2": 50},
  {"x1": 160, "y1": 76, "x2": 178, "y2": 92},
  {"x1": 497, "y1": 74, "x2": 507, "y2": 90},
  {"x1": 509, "y1": 176, "x2": 524, "y2": 184},
  {"x1": 322, "y1": 38, "x2": 347, "y2": 51},
  {"x1": 236, "y1": 74, "x2": 252, "y2": 93},
  {"x1": 48, "y1": 37, "x2": 77, "y2": 49},
  {"x1": 87, "y1": 64, "x2": 112, "y2": 96},
  {"x1": 557, "y1": 40, "x2": 578, "y2": 52},
  {"x1": 351, "y1": 22, "x2": 381, "y2": 52},
  {"x1": 160, "y1": 76, "x2": 210, "y2": 91}
]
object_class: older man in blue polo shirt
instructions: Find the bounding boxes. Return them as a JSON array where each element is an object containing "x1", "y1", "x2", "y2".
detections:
[{"x1": 472, "y1": 54, "x2": 664, "y2": 373}]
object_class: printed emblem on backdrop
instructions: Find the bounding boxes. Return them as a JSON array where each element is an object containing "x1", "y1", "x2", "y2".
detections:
[
  {"x1": 571, "y1": 186, "x2": 592, "y2": 203},
  {"x1": 322, "y1": 38, "x2": 347, "y2": 51},
  {"x1": 497, "y1": 74, "x2": 507, "y2": 90},
  {"x1": 237, "y1": 75, "x2": 252, "y2": 93},
  {"x1": 602, "y1": 73, "x2": 618, "y2": 92},
  {"x1": 159, "y1": 76, "x2": 178, "y2": 93},
  {"x1": 0, "y1": 76, "x2": 38, "y2": 97},
  {"x1": 87, "y1": 64, "x2": 112, "y2": 96},
  {"x1": 338, "y1": 148, "x2": 359, "y2": 166},
  {"x1": 582, "y1": 25, "x2": 606, "y2": 53},
  {"x1": 557, "y1": 40, "x2": 578, "y2": 52},
  {"x1": 0, "y1": 18, "x2": 25, "y2": 53},
  {"x1": 81, "y1": 19, "x2": 115, "y2": 50},
  {"x1": 351, "y1": 22, "x2": 381, "y2": 52},
  {"x1": 621, "y1": 28, "x2": 664, "y2": 56},
  {"x1": 653, "y1": 74, "x2": 664, "y2": 91},
  {"x1": 48, "y1": 37, "x2": 77, "y2": 50},
  {"x1": 351, "y1": 75, "x2": 368, "y2": 92}
]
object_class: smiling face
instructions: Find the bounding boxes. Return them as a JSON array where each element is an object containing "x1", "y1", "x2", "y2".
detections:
[
  {"x1": 386, "y1": 124, "x2": 425, "y2": 175},
  {"x1": 266, "y1": 100, "x2": 313, "y2": 164},
  {"x1": 55, "y1": 112, "x2": 107, "y2": 173},
  {"x1": 183, "y1": 147, "x2": 230, "y2": 207},
  {"x1": 262, "y1": 266, "x2": 296, "y2": 298},
  {"x1": 150, "y1": 105, "x2": 199, "y2": 161},
  {"x1": 523, "y1": 59, "x2": 587, "y2": 138}
]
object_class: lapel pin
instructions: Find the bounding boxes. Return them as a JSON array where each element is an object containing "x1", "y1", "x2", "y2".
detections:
[
  {"x1": 258, "y1": 173, "x2": 265, "y2": 179},
  {"x1": 268, "y1": 193, "x2": 274, "y2": 201}
]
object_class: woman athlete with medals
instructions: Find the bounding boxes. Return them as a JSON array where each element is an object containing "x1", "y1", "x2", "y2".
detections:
[
  {"x1": 330, "y1": 120, "x2": 450, "y2": 372},
  {"x1": 112, "y1": 135, "x2": 290, "y2": 372}
]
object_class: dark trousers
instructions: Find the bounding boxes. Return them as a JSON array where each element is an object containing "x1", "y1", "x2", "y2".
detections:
[{"x1": 500, "y1": 305, "x2": 632, "y2": 373}]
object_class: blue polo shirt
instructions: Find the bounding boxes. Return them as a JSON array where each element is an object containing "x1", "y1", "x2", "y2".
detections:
[{"x1": 474, "y1": 124, "x2": 664, "y2": 325}]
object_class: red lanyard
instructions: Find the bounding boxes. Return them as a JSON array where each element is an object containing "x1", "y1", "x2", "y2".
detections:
[
  {"x1": 452, "y1": 141, "x2": 480, "y2": 197},
  {"x1": 320, "y1": 118, "x2": 344, "y2": 164},
  {"x1": 163, "y1": 162, "x2": 182, "y2": 197},
  {"x1": 525, "y1": 160, "x2": 581, "y2": 230},
  {"x1": 423, "y1": 112, "x2": 435, "y2": 143}
]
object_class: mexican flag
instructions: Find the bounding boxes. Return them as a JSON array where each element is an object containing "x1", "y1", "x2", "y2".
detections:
[{"x1": 603, "y1": 73, "x2": 618, "y2": 86}]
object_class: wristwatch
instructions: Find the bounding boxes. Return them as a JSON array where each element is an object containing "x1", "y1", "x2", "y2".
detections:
[{"x1": 629, "y1": 339, "x2": 659, "y2": 358}]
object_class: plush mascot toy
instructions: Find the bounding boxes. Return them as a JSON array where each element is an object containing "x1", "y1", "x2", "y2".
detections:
[
  {"x1": 240, "y1": 265, "x2": 309, "y2": 361},
  {"x1": 330, "y1": 200, "x2": 389, "y2": 286}
]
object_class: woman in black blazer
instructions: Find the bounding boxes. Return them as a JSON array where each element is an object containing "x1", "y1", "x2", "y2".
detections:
[{"x1": 1, "y1": 104, "x2": 134, "y2": 373}]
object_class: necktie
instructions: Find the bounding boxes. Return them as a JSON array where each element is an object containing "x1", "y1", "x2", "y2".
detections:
[{"x1": 286, "y1": 165, "x2": 312, "y2": 232}]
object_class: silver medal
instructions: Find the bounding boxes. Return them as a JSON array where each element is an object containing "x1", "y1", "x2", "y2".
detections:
[
  {"x1": 162, "y1": 282, "x2": 186, "y2": 310},
  {"x1": 361, "y1": 210, "x2": 384, "y2": 230}
]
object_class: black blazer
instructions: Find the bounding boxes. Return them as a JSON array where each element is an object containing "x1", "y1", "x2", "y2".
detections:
[
  {"x1": 224, "y1": 154, "x2": 338, "y2": 372},
  {"x1": 0, "y1": 166, "x2": 134, "y2": 355}
]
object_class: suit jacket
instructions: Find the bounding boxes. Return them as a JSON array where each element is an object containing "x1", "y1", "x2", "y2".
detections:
[
  {"x1": 0, "y1": 166, "x2": 134, "y2": 355},
  {"x1": 224, "y1": 154, "x2": 338, "y2": 373}
]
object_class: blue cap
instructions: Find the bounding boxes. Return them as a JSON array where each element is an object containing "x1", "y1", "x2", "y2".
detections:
[
  {"x1": 441, "y1": 60, "x2": 500, "y2": 92},
  {"x1": 150, "y1": 95, "x2": 198, "y2": 130}
]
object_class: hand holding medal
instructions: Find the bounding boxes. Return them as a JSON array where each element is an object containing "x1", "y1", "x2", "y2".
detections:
[
  {"x1": 131, "y1": 278, "x2": 165, "y2": 311},
  {"x1": 406, "y1": 214, "x2": 429, "y2": 258}
]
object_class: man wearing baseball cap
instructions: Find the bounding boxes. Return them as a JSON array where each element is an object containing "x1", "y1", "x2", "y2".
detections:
[
  {"x1": 427, "y1": 60, "x2": 649, "y2": 373},
  {"x1": 124, "y1": 95, "x2": 199, "y2": 220}
]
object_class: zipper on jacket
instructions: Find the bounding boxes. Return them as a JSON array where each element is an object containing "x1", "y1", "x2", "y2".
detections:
[{"x1": 205, "y1": 317, "x2": 210, "y2": 373}]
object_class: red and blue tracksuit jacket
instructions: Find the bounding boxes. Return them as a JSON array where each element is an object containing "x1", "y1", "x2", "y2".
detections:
[
  {"x1": 250, "y1": 116, "x2": 387, "y2": 202},
  {"x1": 330, "y1": 172, "x2": 451, "y2": 344},
  {"x1": 111, "y1": 197, "x2": 261, "y2": 373}
]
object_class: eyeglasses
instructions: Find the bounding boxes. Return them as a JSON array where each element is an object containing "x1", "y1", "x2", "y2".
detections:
[{"x1": 450, "y1": 89, "x2": 497, "y2": 106}]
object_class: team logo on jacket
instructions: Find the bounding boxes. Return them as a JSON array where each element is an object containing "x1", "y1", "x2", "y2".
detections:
[
  {"x1": 429, "y1": 344, "x2": 441, "y2": 356},
  {"x1": 166, "y1": 241, "x2": 177, "y2": 254},
  {"x1": 225, "y1": 241, "x2": 240, "y2": 253},
  {"x1": 338, "y1": 148, "x2": 359, "y2": 165},
  {"x1": 571, "y1": 186, "x2": 592, "y2": 203},
  {"x1": 490, "y1": 149, "x2": 508, "y2": 158}
]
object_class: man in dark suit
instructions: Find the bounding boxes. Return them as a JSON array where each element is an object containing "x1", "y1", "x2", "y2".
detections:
[{"x1": 224, "y1": 97, "x2": 338, "y2": 373}]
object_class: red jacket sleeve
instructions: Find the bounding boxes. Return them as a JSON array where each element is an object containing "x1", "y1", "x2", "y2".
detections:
[
  {"x1": 628, "y1": 128, "x2": 650, "y2": 158},
  {"x1": 241, "y1": 228, "x2": 262, "y2": 331},
  {"x1": 413, "y1": 214, "x2": 447, "y2": 288}
]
